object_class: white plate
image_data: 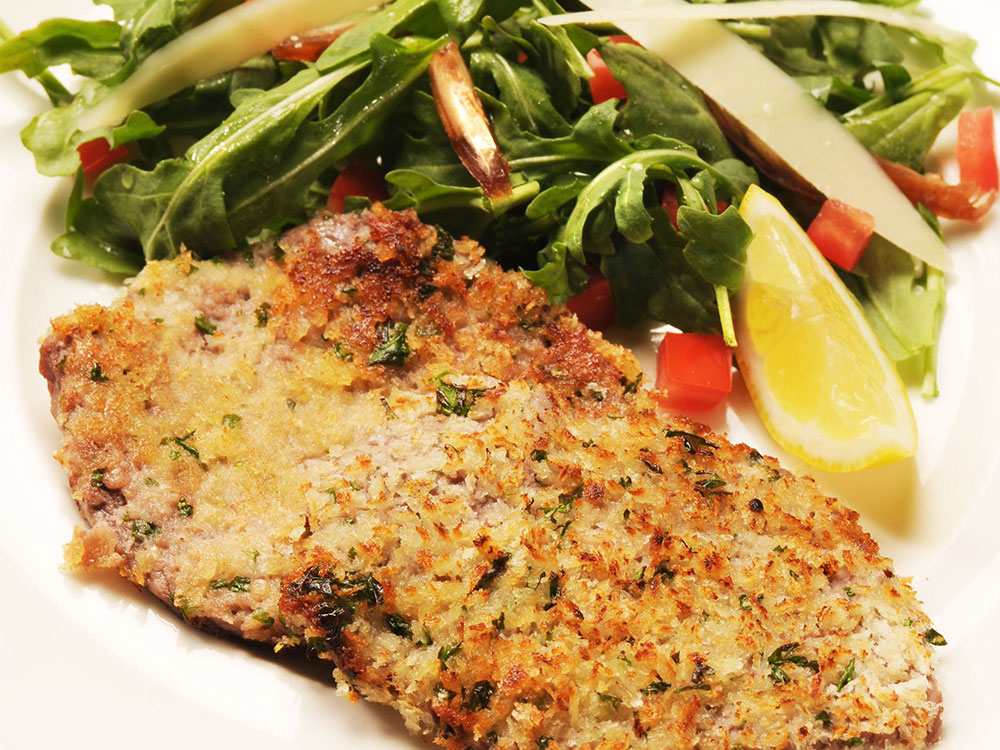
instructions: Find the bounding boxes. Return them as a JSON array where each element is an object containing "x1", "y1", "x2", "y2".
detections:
[{"x1": 1, "y1": 2, "x2": 998, "y2": 747}]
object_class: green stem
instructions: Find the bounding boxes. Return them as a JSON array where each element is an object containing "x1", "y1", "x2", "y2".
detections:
[{"x1": 715, "y1": 285, "x2": 737, "y2": 348}]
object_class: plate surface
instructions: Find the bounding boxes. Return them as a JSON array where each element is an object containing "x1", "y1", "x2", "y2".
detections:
[{"x1": 1, "y1": 2, "x2": 998, "y2": 747}]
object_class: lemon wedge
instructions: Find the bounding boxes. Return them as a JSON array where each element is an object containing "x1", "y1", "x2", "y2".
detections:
[{"x1": 734, "y1": 185, "x2": 916, "y2": 472}]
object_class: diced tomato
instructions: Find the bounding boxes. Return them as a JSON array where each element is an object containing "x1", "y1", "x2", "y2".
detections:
[
  {"x1": 586, "y1": 49, "x2": 627, "y2": 104},
  {"x1": 76, "y1": 138, "x2": 129, "y2": 182},
  {"x1": 326, "y1": 163, "x2": 389, "y2": 213},
  {"x1": 806, "y1": 199, "x2": 875, "y2": 271},
  {"x1": 958, "y1": 107, "x2": 999, "y2": 193},
  {"x1": 609, "y1": 35, "x2": 642, "y2": 47},
  {"x1": 271, "y1": 23, "x2": 355, "y2": 62},
  {"x1": 661, "y1": 186, "x2": 680, "y2": 227},
  {"x1": 655, "y1": 332, "x2": 732, "y2": 411},
  {"x1": 516, "y1": 50, "x2": 528, "y2": 64},
  {"x1": 567, "y1": 274, "x2": 616, "y2": 331}
]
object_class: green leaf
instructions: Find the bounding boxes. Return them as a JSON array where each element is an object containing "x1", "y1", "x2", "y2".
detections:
[
  {"x1": 677, "y1": 205, "x2": 753, "y2": 291},
  {"x1": 521, "y1": 241, "x2": 588, "y2": 303},
  {"x1": 844, "y1": 65, "x2": 972, "y2": 169},
  {"x1": 91, "y1": 55, "x2": 371, "y2": 258},
  {"x1": 562, "y1": 147, "x2": 730, "y2": 263},
  {"x1": 598, "y1": 42, "x2": 732, "y2": 162},
  {"x1": 840, "y1": 236, "x2": 945, "y2": 394},
  {"x1": 0, "y1": 18, "x2": 124, "y2": 79},
  {"x1": 471, "y1": 48, "x2": 570, "y2": 136},
  {"x1": 101, "y1": 0, "x2": 236, "y2": 64},
  {"x1": 315, "y1": 0, "x2": 442, "y2": 71},
  {"x1": 21, "y1": 85, "x2": 164, "y2": 176},
  {"x1": 601, "y1": 209, "x2": 718, "y2": 332}
]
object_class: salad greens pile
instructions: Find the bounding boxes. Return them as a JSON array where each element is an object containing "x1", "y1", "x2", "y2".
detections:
[{"x1": 0, "y1": 0, "x2": 989, "y2": 393}]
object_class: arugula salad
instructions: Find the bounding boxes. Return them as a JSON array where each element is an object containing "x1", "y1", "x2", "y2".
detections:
[{"x1": 0, "y1": 0, "x2": 995, "y2": 403}]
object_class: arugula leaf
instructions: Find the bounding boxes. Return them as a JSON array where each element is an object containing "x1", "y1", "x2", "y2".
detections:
[
  {"x1": 677, "y1": 205, "x2": 753, "y2": 291},
  {"x1": 840, "y1": 236, "x2": 945, "y2": 396},
  {"x1": 471, "y1": 48, "x2": 570, "y2": 136},
  {"x1": 85, "y1": 34, "x2": 441, "y2": 260},
  {"x1": 522, "y1": 241, "x2": 589, "y2": 302},
  {"x1": 0, "y1": 18, "x2": 124, "y2": 80},
  {"x1": 316, "y1": 0, "x2": 443, "y2": 71},
  {"x1": 562, "y1": 146, "x2": 744, "y2": 264},
  {"x1": 21, "y1": 86, "x2": 164, "y2": 176},
  {"x1": 601, "y1": 209, "x2": 718, "y2": 332},
  {"x1": 101, "y1": 0, "x2": 237, "y2": 65},
  {"x1": 598, "y1": 41, "x2": 732, "y2": 162},
  {"x1": 227, "y1": 35, "x2": 445, "y2": 240},
  {"x1": 843, "y1": 64, "x2": 972, "y2": 169}
]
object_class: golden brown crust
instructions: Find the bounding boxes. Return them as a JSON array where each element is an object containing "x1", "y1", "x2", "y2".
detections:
[{"x1": 41, "y1": 205, "x2": 941, "y2": 750}]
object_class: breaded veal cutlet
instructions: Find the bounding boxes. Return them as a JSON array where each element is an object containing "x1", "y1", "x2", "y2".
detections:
[{"x1": 40, "y1": 205, "x2": 942, "y2": 750}]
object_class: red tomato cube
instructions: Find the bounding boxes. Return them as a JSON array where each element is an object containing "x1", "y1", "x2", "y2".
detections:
[
  {"x1": 586, "y1": 49, "x2": 627, "y2": 104},
  {"x1": 655, "y1": 332, "x2": 732, "y2": 411},
  {"x1": 327, "y1": 163, "x2": 389, "y2": 213},
  {"x1": 567, "y1": 275, "x2": 616, "y2": 331},
  {"x1": 806, "y1": 199, "x2": 875, "y2": 271},
  {"x1": 958, "y1": 107, "x2": 999, "y2": 193},
  {"x1": 76, "y1": 138, "x2": 129, "y2": 182}
]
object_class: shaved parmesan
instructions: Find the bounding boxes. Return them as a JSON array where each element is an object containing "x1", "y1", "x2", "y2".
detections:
[
  {"x1": 542, "y1": 1, "x2": 967, "y2": 48},
  {"x1": 554, "y1": 0, "x2": 951, "y2": 270},
  {"x1": 79, "y1": 0, "x2": 372, "y2": 131}
]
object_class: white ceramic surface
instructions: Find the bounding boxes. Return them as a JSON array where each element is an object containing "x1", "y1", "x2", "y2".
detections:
[{"x1": 1, "y1": 2, "x2": 998, "y2": 747}]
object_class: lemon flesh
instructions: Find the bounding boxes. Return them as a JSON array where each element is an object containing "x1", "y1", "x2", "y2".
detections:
[{"x1": 735, "y1": 186, "x2": 917, "y2": 472}]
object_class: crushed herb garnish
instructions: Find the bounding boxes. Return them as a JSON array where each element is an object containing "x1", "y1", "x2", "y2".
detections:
[
  {"x1": 386, "y1": 613, "x2": 413, "y2": 640},
  {"x1": 436, "y1": 381, "x2": 486, "y2": 417},
  {"x1": 530, "y1": 450, "x2": 548, "y2": 462},
  {"x1": 640, "y1": 679, "x2": 671, "y2": 694},
  {"x1": 474, "y1": 553, "x2": 511, "y2": 591},
  {"x1": 464, "y1": 681, "x2": 496, "y2": 711},
  {"x1": 768, "y1": 643, "x2": 819, "y2": 684},
  {"x1": 597, "y1": 692, "x2": 622, "y2": 708},
  {"x1": 252, "y1": 609, "x2": 275, "y2": 627},
  {"x1": 438, "y1": 641, "x2": 462, "y2": 669},
  {"x1": 433, "y1": 227, "x2": 455, "y2": 260},
  {"x1": 621, "y1": 373, "x2": 643, "y2": 394},
  {"x1": 194, "y1": 315, "x2": 217, "y2": 334},
  {"x1": 131, "y1": 519, "x2": 160, "y2": 542},
  {"x1": 210, "y1": 576, "x2": 250, "y2": 593},
  {"x1": 333, "y1": 342, "x2": 354, "y2": 362},
  {"x1": 815, "y1": 710, "x2": 833, "y2": 729},
  {"x1": 665, "y1": 430, "x2": 718, "y2": 455},
  {"x1": 90, "y1": 468, "x2": 106, "y2": 487},
  {"x1": 369, "y1": 320, "x2": 410, "y2": 366},
  {"x1": 177, "y1": 498, "x2": 193, "y2": 516},
  {"x1": 255, "y1": 303, "x2": 271, "y2": 327},
  {"x1": 221, "y1": 413, "x2": 242, "y2": 427},
  {"x1": 836, "y1": 658, "x2": 856, "y2": 691},
  {"x1": 925, "y1": 628, "x2": 947, "y2": 646},
  {"x1": 89, "y1": 364, "x2": 109, "y2": 382}
]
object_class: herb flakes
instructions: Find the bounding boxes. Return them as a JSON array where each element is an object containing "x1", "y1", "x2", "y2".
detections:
[
  {"x1": 436, "y1": 381, "x2": 486, "y2": 417},
  {"x1": 767, "y1": 643, "x2": 819, "y2": 685},
  {"x1": 925, "y1": 628, "x2": 947, "y2": 646},
  {"x1": 836, "y1": 658, "x2": 856, "y2": 691},
  {"x1": 194, "y1": 315, "x2": 217, "y2": 335},
  {"x1": 210, "y1": 576, "x2": 251, "y2": 593},
  {"x1": 386, "y1": 613, "x2": 413, "y2": 640},
  {"x1": 368, "y1": 319, "x2": 410, "y2": 366}
]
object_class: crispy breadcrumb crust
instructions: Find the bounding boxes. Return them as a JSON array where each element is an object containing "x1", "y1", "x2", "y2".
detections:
[{"x1": 41, "y1": 206, "x2": 941, "y2": 750}]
